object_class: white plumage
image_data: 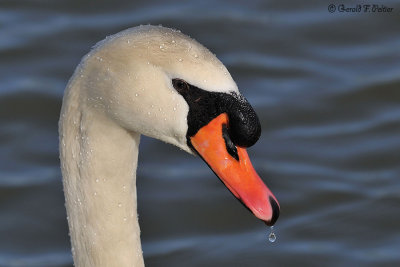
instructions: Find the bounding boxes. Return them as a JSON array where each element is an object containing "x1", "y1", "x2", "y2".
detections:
[{"x1": 59, "y1": 25, "x2": 239, "y2": 266}]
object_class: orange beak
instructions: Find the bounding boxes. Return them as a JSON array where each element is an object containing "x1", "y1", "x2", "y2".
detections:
[{"x1": 190, "y1": 113, "x2": 280, "y2": 226}]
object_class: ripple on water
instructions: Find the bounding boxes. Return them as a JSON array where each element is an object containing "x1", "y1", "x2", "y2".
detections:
[{"x1": 1, "y1": 1, "x2": 400, "y2": 266}]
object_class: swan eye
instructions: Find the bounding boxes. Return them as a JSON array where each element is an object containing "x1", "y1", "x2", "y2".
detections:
[{"x1": 172, "y1": 79, "x2": 190, "y2": 93}]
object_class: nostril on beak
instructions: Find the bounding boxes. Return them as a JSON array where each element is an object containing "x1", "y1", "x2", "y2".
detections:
[{"x1": 265, "y1": 196, "x2": 280, "y2": 226}]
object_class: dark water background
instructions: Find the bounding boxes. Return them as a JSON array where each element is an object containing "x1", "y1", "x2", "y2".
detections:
[{"x1": 1, "y1": 0, "x2": 400, "y2": 266}]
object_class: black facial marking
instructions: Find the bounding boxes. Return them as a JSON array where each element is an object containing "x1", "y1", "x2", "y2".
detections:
[
  {"x1": 171, "y1": 78, "x2": 261, "y2": 149},
  {"x1": 222, "y1": 124, "x2": 239, "y2": 161},
  {"x1": 226, "y1": 94, "x2": 261, "y2": 148}
]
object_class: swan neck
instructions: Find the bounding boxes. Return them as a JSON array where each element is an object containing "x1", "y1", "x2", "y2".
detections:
[{"x1": 60, "y1": 98, "x2": 144, "y2": 267}]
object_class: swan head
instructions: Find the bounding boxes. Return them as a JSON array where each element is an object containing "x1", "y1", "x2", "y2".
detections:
[{"x1": 76, "y1": 25, "x2": 279, "y2": 226}]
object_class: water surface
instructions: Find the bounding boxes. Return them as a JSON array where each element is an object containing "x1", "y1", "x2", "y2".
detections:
[{"x1": 1, "y1": 0, "x2": 400, "y2": 266}]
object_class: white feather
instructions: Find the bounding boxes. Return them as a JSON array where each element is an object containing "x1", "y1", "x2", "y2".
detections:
[{"x1": 59, "y1": 25, "x2": 238, "y2": 266}]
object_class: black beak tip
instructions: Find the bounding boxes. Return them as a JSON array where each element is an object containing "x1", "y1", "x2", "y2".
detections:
[{"x1": 264, "y1": 196, "x2": 280, "y2": 226}]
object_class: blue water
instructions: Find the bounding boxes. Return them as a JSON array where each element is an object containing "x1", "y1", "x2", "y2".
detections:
[{"x1": 1, "y1": 1, "x2": 400, "y2": 266}]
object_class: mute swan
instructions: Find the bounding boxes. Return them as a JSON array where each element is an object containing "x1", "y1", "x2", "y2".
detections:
[{"x1": 59, "y1": 25, "x2": 279, "y2": 267}]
